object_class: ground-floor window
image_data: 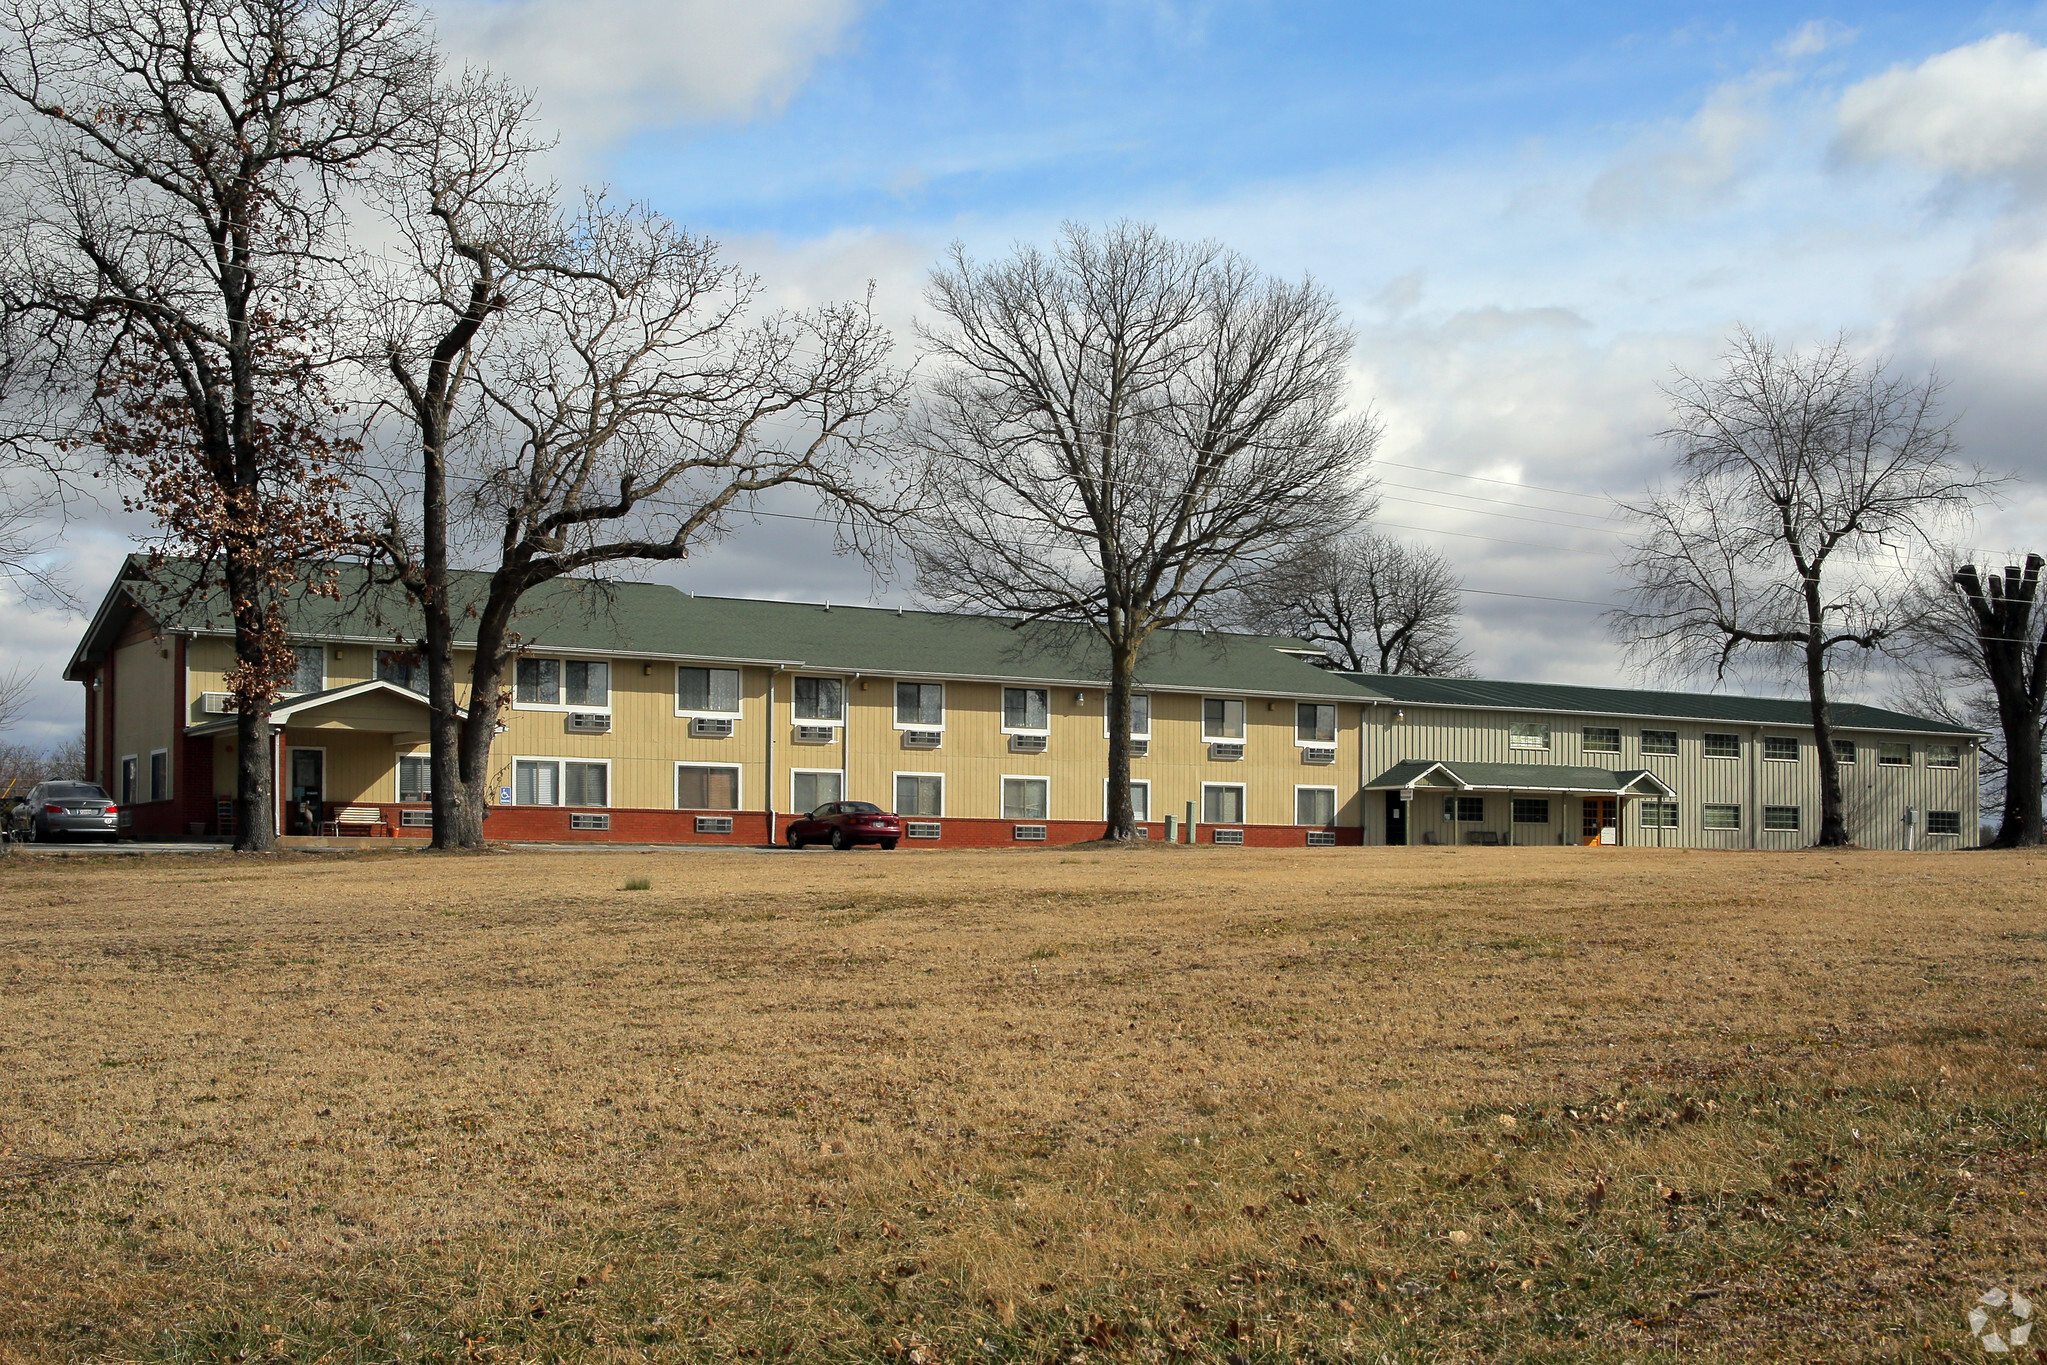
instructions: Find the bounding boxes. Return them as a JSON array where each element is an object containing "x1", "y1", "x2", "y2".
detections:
[
  {"x1": 514, "y1": 758, "x2": 608, "y2": 807},
  {"x1": 1443, "y1": 794, "x2": 1484, "y2": 823},
  {"x1": 896, "y1": 772, "x2": 944, "y2": 817},
  {"x1": 1511, "y1": 797, "x2": 1550, "y2": 824},
  {"x1": 149, "y1": 749, "x2": 169, "y2": 802},
  {"x1": 398, "y1": 754, "x2": 431, "y2": 802},
  {"x1": 1296, "y1": 786, "x2": 1336, "y2": 827},
  {"x1": 1702, "y1": 803, "x2": 1741, "y2": 830},
  {"x1": 676, "y1": 764, "x2": 740, "y2": 810},
  {"x1": 1003, "y1": 776, "x2": 1049, "y2": 820},
  {"x1": 1639, "y1": 801, "x2": 1678, "y2": 829},
  {"x1": 120, "y1": 755, "x2": 137, "y2": 806},
  {"x1": 1763, "y1": 805, "x2": 1800, "y2": 831},
  {"x1": 1202, "y1": 783, "x2": 1245, "y2": 824},
  {"x1": 792, "y1": 769, "x2": 842, "y2": 815},
  {"x1": 1103, "y1": 779, "x2": 1149, "y2": 822},
  {"x1": 1926, "y1": 809, "x2": 1961, "y2": 835}
]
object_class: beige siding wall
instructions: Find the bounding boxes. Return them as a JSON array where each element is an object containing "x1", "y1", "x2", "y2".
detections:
[
  {"x1": 112, "y1": 632, "x2": 176, "y2": 802},
  {"x1": 1361, "y1": 704, "x2": 1980, "y2": 849}
]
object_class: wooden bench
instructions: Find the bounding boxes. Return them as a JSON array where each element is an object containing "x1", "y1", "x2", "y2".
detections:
[
  {"x1": 1462, "y1": 829, "x2": 1502, "y2": 846},
  {"x1": 323, "y1": 805, "x2": 388, "y2": 837}
]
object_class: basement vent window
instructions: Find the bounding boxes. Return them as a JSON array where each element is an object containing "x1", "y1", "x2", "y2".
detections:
[
  {"x1": 694, "y1": 816, "x2": 734, "y2": 834},
  {"x1": 399, "y1": 809, "x2": 433, "y2": 828},
  {"x1": 1306, "y1": 830, "x2": 1337, "y2": 847},
  {"x1": 906, "y1": 821, "x2": 943, "y2": 840},
  {"x1": 569, "y1": 812, "x2": 611, "y2": 831},
  {"x1": 1012, "y1": 824, "x2": 1047, "y2": 842},
  {"x1": 1212, "y1": 829, "x2": 1245, "y2": 845}
]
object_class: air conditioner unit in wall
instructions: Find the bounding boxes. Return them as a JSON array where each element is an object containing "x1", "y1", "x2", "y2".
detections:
[
  {"x1": 1301, "y1": 745, "x2": 1336, "y2": 765},
  {"x1": 1009, "y1": 733, "x2": 1048, "y2": 754},
  {"x1": 1209, "y1": 742, "x2": 1245, "y2": 761},
  {"x1": 567, "y1": 711, "x2": 612, "y2": 733},
  {"x1": 690, "y1": 716, "x2": 734, "y2": 738},
  {"x1": 201, "y1": 692, "x2": 237, "y2": 714},
  {"x1": 902, "y1": 729, "x2": 942, "y2": 749},
  {"x1": 1128, "y1": 738, "x2": 1149, "y2": 758},
  {"x1": 794, "y1": 724, "x2": 835, "y2": 744}
]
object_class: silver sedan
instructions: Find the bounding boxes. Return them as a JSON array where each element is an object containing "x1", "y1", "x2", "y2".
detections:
[{"x1": 18, "y1": 781, "x2": 120, "y2": 842}]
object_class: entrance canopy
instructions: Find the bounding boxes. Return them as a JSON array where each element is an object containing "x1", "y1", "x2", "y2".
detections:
[
  {"x1": 185, "y1": 679, "x2": 453, "y2": 737},
  {"x1": 1364, "y1": 760, "x2": 1676, "y2": 800}
]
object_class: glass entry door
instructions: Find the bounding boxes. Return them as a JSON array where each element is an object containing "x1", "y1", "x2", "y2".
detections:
[{"x1": 1582, "y1": 797, "x2": 1616, "y2": 846}]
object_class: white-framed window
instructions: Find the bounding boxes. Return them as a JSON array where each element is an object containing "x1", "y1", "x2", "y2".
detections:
[
  {"x1": 120, "y1": 755, "x2": 137, "y2": 806},
  {"x1": 895, "y1": 771, "x2": 944, "y2": 817},
  {"x1": 1104, "y1": 692, "x2": 1151, "y2": 738},
  {"x1": 398, "y1": 754, "x2": 431, "y2": 803},
  {"x1": 515, "y1": 657, "x2": 610, "y2": 711},
  {"x1": 1512, "y1": 797, "x2": 1552, "y2": 824},
  {"x1": 1879, "y1": 742, "x2": 1911, "y2": 767},
  {"x1": 894, "y1": 681, "x2": 945, "y2": 729},
  {"x1": 791, "y1": 676, "x2": 844, "y2": 724},
  {"x1": 1763, "y1": 736, "x2": 1799, "y2": 762},
  {"x1": 1201, "y1": 783, "x2": 1246, "y2": 824},
  {"x1": 1296, "y1": 703, "x2": 1337, "y2": 745},
  {"x1": 1295, "y1": 785, "x2": 1336, "y2": 827},
  {"x1": 1701, "y1": 803, "x2": 1741, "y2": 830},
  {"x1": 1641, "y1": 729, "x2": 1678, "y2": 756},
  {"x1": 1832, "y1": 738, "x2": 1858, "y2": 764},
  {"x1": 287, "y1": 644, "x2": 325, "y2": 695},
  {"x1": 1509, "y1": 722, "x2": 1549, "y2": 751},
  {"x1": 1764, "y1": 805, "x2": 1801, "y2": 832},
  {"x1": 675, "y1": 763, "x2": 741, "y2": 811},
  {"x1": 1927, "y1": 744, "x2": 1960, "y2": 769},
  {"x1": 1443, "y1": 794, "x2": 1485, "y2": 823},
  {"x1": 1104, "y1": 778, "x2": 1150, "y2": 822},
  {"x1": 676, "y1": 666, "x2": 742, "y2": 716},
  {"x1": 1581, "y1": 726, "x2": 1620, "y2": 754},
  {"x1": 1926, "y1": 809, "x2": 1962, "y2": 835},
  {"x1": 512, "y1": 757, "x2": 609, "y2": 807},
  {"x1": 1002, "y1": 775, "x2": 1049, "y2": 820},
  {"x1": 791, "y1": 769, "x2": 842, "y2": 814},
  {"x1": 148, "y1": 749, "x2": 169, "y2": 802},
  {"x1": 376, "y1": 648, "x2": 419, "y2": 691},
  {"x1": 1202, "y1": 698, "x2": 1246, "y2": 741},
  {"x1": 1002, "y1": 687, "x2": 1050, "y2": 733},
  {"x1": 1639, "y1": 801, "x2": 1678, "y2": 829},
  {"x1": 1703, "y1": 733, "x2": 1740, "y2": 759}
]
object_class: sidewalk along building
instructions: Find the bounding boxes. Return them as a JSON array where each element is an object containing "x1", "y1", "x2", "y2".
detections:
[{"x1": 64, "y1": 557, "x2": 1983, "y2": 849}]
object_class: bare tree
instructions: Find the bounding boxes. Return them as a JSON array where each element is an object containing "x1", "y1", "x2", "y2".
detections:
[
  {"x1": 364, "y1": 196, "x2": 904, "y2": 848},
  {"x1": 356, "y1": 67, "x2": 560, "y2": 849},
  {"x1": 1610, "y1": 329, "x2": 1995, "y2": 846},
  {"x1": 1895, "y1": 552, "x2": 2045, "y2": 847},
  {"x1": 902, "y1": 222, "x2": 1379, "y2": 841},
  {"x1": 0, "y1": 664, "x2": 31, "y2": 735},
  {"x1": 1237, "y1": 530, "x2": 1470, "y2": 675},
  {"x1": 0, "y1": 0, "x2": 432, "y2": 850}
]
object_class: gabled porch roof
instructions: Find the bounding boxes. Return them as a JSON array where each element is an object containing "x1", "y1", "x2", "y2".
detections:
[
  {"x1": 185, "y1": 679, "x2": 455, "y2": 737},
  {"x1": 1364, "y1": 760, "x2": 1677, "y2": 799}
]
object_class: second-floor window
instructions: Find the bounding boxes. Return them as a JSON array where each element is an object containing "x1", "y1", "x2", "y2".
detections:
[
  {"x1": 288, "y1": 645, "x2": 325, "y2": 694},
  {"x1": 1509, "y1": 722, "x2": 1549, "y2": 751},
  {"x1": 896, "y1": 681, "x2": 944, "y2": 726},
  {"x1": 1641, "y1": 729, "x2": 1678, "y2": 756},
  {"x1": 1003, "y1": 687, "x2": 1049, "y2": 732},
  {"x1": 1927, "y1": 744, "x2": 1961, "y2": 768},
  {"x1": 1764, "y1": 736, "x2": 1799, "y2": 761},
  {"x1": 677, "y1": 666, "x2": 741, "y2": 714},
  {"x1": 516, "y1": 658, "x2": 609, "y2": 708},
  {"x1": 1581, "y1": 726, "x2": 1620, "y2": 753},
  {"x1": 376, "y1": 648, "x2": 419, "y2": 691},
  {"x1": 1703, "y1": 733, "x2": 1740, "y2": 758},
  {"x1": 1107, "y1": 692, "x2": 1151, "y2": 737},
  {"x1": 1296, "y1": 703, "x2": 1336, "y2": 744},
  {"x1": 1203, "y1": 698, "x2": 1246, "y2": 741},
  {"x1": 793, "y1": 676, "x2": 844, "y2": 722}
]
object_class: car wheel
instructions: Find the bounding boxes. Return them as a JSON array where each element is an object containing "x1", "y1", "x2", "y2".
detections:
[
  {"x1": 831, "y1": 828, "x2": 852, "y2": 851},
  {"x1": 881, "y1": 839, "x2": 898, "y2": 851},
  {"x1": 786, "y1": 829, "x2": 805, "y2": 849}
]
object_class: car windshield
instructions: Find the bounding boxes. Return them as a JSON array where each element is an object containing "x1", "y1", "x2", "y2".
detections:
[
  {"x1": 842, "y1": 801, "x2": 884, "y2": 814},
  {"x1": 44, "y1": 783, "x2": 108, "y2": 800}
]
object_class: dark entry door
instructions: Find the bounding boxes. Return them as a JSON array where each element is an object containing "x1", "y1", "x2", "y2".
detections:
[
  {"x1": 1385, "y1": 790, "x2": 1408, "y2": 846},
  {"x1": 288, "y1": 749, "x2": 324, "y2": 834}
]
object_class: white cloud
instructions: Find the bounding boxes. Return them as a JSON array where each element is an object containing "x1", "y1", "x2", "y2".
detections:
[
  {"x1": 1834, "y1": 34, "x2": 2047, "y2": 187},
  {"x1": 432, "y1": 0, "x2": 860, "y2": 157}
]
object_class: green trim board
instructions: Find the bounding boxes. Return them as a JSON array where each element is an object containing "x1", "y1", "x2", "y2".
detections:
[{"x1": 1365, "y1": 760, "x2": 1677, "y2": 798}]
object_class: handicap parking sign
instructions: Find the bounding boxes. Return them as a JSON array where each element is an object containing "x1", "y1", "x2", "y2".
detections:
[{"x1": 499, "y1": 786, "x2": 512, "y2": 804}]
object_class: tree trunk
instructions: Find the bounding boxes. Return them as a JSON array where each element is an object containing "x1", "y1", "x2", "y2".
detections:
[
  {"x1": 449, "y1": 577, "x2": 523, "y2": 849},
  {"x1": 225, "y1": 553, "x2": 277, "y2": 852},
  {"x1": 2002, "y1": 707, "x2": 2044, "y2": 848},
  {"x1": 1805, "y1": 635, "x2": 1849, "y2": 847},
  {"x1": 418, "y1": 420, "x2": 471, "y2": 851},
  {"x1": 1104, "y1": 639, "x2": 1140, "y2": 840}
]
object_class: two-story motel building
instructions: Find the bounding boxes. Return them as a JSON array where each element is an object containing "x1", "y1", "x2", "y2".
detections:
[{"x1": 65, "y1": 558, "x2": 1982, "y2": 849}]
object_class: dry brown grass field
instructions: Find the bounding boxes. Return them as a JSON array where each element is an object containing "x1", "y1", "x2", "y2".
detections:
[{"x1": 1, "y1": 843, "x2": 2043, "y2": 1364}]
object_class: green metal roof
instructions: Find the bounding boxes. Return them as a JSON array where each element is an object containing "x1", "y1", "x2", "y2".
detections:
[
  {"x1": 1336, "y1": 671, "x2": 1973, "y2": 737},
  {"x1": 74, "y1": 557, "x2": 1360, "y2": 699},
  {"x1": 1364, "y1": 760, "x2": 1676, "y2": 795}
]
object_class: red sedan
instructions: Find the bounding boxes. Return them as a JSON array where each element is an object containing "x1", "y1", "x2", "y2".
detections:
[{"x1": 785, "y1": 800, "x2": 904, "y2": 850}]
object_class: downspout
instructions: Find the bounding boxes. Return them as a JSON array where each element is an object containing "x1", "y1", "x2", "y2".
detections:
[
  {"x1": 1748, "y1": 725, "x2": 1761, "y2": 850},
  {"x1": 844, "y1": 673, "x2": 855, "y2": 806},
  {"x1": 765, "y1": 665, "x2": 781, "y2": 844},
  {"x1": 1359, "y1": 702, "x2": 1371, "y2": 846}
]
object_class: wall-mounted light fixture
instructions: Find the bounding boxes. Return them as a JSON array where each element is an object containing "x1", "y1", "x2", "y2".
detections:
[
  {"x1": 1394, "y1": 708, "x2": 1405, "y2": 722},
  {"x1": 1073, "y1": 691, "x2": 1085, "y2": 704},
  {"x1": 642, "y1": 663, "x2": 652, "y2": 676}
]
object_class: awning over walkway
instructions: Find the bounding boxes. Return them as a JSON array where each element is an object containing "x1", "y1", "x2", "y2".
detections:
[
  {"x1": 1363, "y1": 760, "x2": 1676, "y2": 799},
  {"x1": 185, "y1": 679, "x2": 454, "y2": 737}
]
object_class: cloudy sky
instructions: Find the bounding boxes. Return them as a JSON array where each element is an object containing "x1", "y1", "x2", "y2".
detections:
[{"x1": 10, "y1": 0, "x2": 2047, "y2": 747}]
